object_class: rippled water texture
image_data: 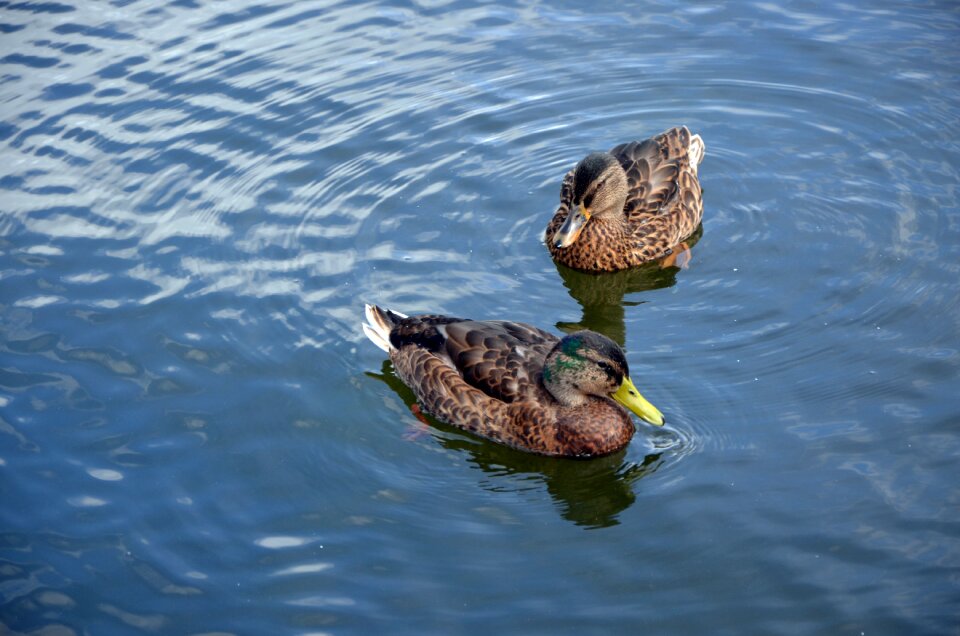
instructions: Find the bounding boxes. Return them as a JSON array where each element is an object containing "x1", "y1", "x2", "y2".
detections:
[{"x1": 2, "y1": 1, "x2": 959, "y2": 634}]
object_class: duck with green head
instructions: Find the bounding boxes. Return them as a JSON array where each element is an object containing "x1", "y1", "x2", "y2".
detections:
[
  {"x1": 547, "y1": 126, "x2": 705, "y2": 272},
  {"x1": 362, "y1": 304, "x2": 663, "y2": 458}
]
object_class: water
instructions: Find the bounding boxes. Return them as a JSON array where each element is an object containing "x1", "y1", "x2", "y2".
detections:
[{"x1": 2, "y1": 1, "x2": 958, "y2": 633}]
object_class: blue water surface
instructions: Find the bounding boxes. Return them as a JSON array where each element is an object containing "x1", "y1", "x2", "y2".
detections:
[{"x1": 1, "y1": 1, "x2": 959, "y2": 634}]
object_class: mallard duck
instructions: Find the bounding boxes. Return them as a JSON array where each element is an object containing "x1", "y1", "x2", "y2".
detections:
[
  {"x1": 362, "y1": 304, "x2": 664, "y2": 458},
  {"x1": 546, "y1": 126, "x2": 705, "y2": 272}
]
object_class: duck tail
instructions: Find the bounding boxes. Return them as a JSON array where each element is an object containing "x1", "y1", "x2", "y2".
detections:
[
  {"x1": 688, "y1": 133, "x2": 706, "y2": 172},
  {"x1": 362, "y1": 304, "x2": 408, "y2": 353}
]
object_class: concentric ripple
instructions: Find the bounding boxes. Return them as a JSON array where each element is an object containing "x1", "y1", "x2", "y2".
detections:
[{"x1": 2, "y1": 1, "x2": 958, "y2": 634}]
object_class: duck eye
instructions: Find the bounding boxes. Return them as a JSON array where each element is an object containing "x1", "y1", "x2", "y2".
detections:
[{"x1": 597, "y1": 361, "x2": 611, "y2": 372}]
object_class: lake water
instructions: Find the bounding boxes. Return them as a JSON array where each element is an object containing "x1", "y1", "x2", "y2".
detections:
[{"x1": 2, "y1": 1, "x2": 958, "y2": 634}]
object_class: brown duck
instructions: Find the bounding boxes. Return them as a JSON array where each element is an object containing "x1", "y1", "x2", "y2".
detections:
[
  {"x1": 362, "y1": 304, "x2": 664, "y2": 458},
  {"x1": 546, "y1": 126, "x2": 705, "y2": 272}
]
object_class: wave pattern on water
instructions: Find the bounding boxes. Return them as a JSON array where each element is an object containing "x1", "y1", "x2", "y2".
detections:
[{"x1": 2, "y1": 1, "x2": 959, "y2": 634}]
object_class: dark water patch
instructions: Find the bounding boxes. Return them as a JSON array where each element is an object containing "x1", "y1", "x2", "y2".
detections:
[
  {"x1": 52, "y1": 21, "x2": 134, "y2": 40},
  {"x1": 40, "y1": 81, "x2": 95, "y2": 100},
  {"x1": 6, "y1": 1, "x2": 74, "y2": 14},
  {"x1": 1, "y1": 52, "x2": 59, "y2": 68},
  {"x1": 97, "y1": 55, "x2": 150, "y2": 79}
]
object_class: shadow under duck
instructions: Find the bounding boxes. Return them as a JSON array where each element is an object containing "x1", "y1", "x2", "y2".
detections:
[{"x1": 366, "y1": 357, "x2": 667, "y2": 527}]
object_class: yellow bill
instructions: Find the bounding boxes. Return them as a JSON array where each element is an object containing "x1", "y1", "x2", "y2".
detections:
[{"x1": 612, "y1": 376, "x2": 664, "y2": 426}]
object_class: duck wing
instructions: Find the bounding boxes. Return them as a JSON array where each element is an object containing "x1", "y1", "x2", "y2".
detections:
[
  {"x1": 382, "y1": 313, "x2": 558, "y2": 405},
  {"x1": 439, "y1": 320, "x2": 557, "y2": 404},
  {"x1": 611, "y1": 126, "x2": 698, "y2": 222}
]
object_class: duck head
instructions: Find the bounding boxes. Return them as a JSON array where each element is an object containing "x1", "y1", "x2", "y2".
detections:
[
  {"x1": 541, "y1": 330, "x2": 664, "y2": 426},
  {"x1": 553, "y1": 152, "x2": 629, "y2": 249}
]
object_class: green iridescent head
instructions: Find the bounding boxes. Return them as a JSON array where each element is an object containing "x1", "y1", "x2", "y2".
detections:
[{"x1": 543, "y1": 331, "x2": 664, "y2": 426}]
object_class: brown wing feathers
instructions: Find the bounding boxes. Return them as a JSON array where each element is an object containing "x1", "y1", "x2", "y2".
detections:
[
  {"x1": 442, "y1": 321, "x2": 555, "y2": 404},
  {"x1": 612, "y1": 131, "x2": 685, "y2": 219},
  {"x1": 383, "y1": 315, "x2": 557, "y2": 404},
  {"x1": 387, "y1": 314, "x2": 461, "y2": 352}
]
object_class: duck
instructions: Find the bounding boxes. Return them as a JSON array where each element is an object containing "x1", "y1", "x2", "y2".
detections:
[
  {"x1": 546, "y1": 126, "x2": 705, "y2": 272},
  {"x1": 362, "y1": 304, "x2": 664, "y2": 458}
]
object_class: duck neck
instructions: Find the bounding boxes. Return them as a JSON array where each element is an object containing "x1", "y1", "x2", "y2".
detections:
[
  {"x1": 589, "y1": 163, "x2": 629, "y2": 224},
  {"x1": 542, "y1": 348, "x2": 589, "y2": 408}
]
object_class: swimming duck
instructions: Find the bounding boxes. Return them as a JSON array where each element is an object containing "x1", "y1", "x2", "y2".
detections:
[
  {"x1": 362, "y1": 304, "x2": 663, "y2": 458},
  {"x1": 546, "y1": 126, "x2": 705, "y2": 272}
]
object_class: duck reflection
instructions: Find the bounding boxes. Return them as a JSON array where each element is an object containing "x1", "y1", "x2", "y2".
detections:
[
  {"x1": 368, "y1": 360, "x2": 664, "y2": 528},
  {"x1": 554, "y1": 225, "x2": 703, "y2": 345}
]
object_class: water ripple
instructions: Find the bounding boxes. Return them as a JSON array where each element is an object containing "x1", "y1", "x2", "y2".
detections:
[{"x1": 2, "y1": 1, "x2": 958, "y2": 634}]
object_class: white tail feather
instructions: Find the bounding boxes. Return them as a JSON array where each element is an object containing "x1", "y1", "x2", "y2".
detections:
[
  {"x1": 688, "y1": 134, "x2": 706, "y2": 173},
  {"x1": 362, "y1": 323, "x2": 391, "y2": 353},
  {"x1": 361, "y1": 304, "x2": 407, "y2": 353}
]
